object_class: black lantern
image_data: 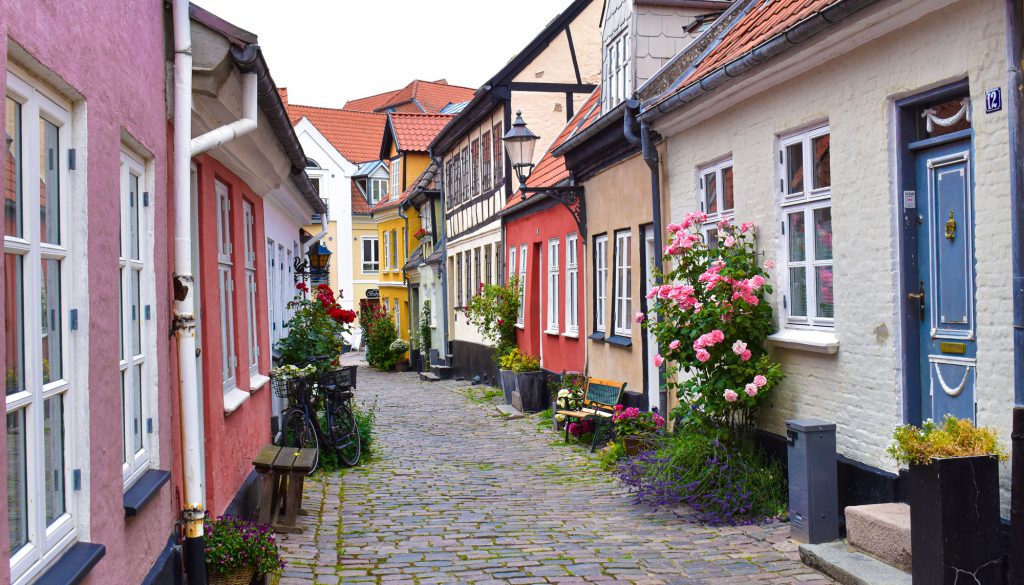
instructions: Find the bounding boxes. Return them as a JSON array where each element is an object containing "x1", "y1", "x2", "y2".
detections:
[
  {"x1": 307, "y1": 242, "x2": 332, "y2": 273},
  {"x1": 502, "y1": 110, "x2": 540, "y2": 189}
]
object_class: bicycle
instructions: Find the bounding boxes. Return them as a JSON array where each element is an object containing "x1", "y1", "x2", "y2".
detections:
[{"x1": 318, "y1": 367, "x2": 361, "y2": 467}]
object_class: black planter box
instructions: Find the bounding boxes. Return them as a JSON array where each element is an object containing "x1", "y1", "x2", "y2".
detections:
[
  {"x1": 514, "y1": 372, "x2": 548, "y2": 413},
  {"x1": 908, "y1": 455, "x2": 1003, "y2": 585},
  {"x1": 498, "y1": 369, "x2": 516, "y2": 405}
]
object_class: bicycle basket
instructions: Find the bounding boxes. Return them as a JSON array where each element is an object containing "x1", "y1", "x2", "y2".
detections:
[
  {"x1": 272, "y1": 376, "x2": 308, "y2": 399},
  {"x1": 319, "y1": 366, "x2": 357, "y2": 390}
]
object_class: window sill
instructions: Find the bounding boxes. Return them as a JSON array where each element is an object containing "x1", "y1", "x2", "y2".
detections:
[
  {"x1": 123, "y1": 469, "x2": 171, "y2": 518},
  {"x1": 544, "y1": 329, "x2": 560, "y2": 336},
  {"x1": 767, "y1": 329, "x2": 839, "y2": 354},
  {"x1": 515, "y1": 324, "x2": 524, "y2": 330},
  {"x1": 589, "y1": 332, "x2": 606, "y2": 341},
  {"x1": 606, "y1": 334, "x2": 632, "y2": 347},
  {"x1": 223, "y1": 387, "x2": 250, "y2": 415},
  {"x1": 35, "y1": 542, "x2": 105, "y2": 585},
  {"x1": 563, "y1": 331, "x2": 579, "y2": 339},
  {"x1": 249, "y1": 374, "x2": 270, "y2": 392}
]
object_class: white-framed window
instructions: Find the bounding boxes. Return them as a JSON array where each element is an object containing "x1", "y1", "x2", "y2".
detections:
[
  {"x1": 390, "y1": 158, "x2": 402, "y2": 199},
  {"x1": 266, "y1": 238, "x2": 278, "y2": 345},
  {"x1": 778, "y1": 125, "x2": 833, "y2": 327},
  {"x1": 547, "y1": 238, "x2": 560, "y2": 332},
  {"x1": 613, "y1": 229, "x2": 632, "y2": 336},
  {"x1": 5, "y1": 69, "x2": 79, "y2": 583},
  {"x1": 565, "y1": 233, "x2": 579, "y2": 335},
  {"x1": 593, "y1": 235, "x2": 608, "y2": 333},
  {"x1": 242, "y1": 200, "x2": 259, "y2": 377},
  {"x1": 455, "y1": 253, "x2": 463, "y2": 307},
  {"x1": 603, "y1": 30, "x2": 630, "y2": 110},
  {"x1": 517, "y1": 244, "x2": 527, "y2": 327},
  {"x1": 382, "y1": 231, "x2": 391, "y2": 271},
  {"x1": 698, "y1": 159, "x2": 734, "y2": 247},
  {"x1": 119, "y1": 150, "x2": 156, "y2": 488},
  {"x1": 393, "y1": 300, "x2": 400, "y2": 335},
  {"x1": 391, "y1": 229, "x2": 399, "y2": 269},
  {"x1": 507, "y1": 246, "x2": 517, "y2": 280},
  {"x1": 464, "y1": 252, "x2": 472, "y2": 303},
  {"x1": 215, "y1": 180, "x2": 237, "y2": 393},
  {"x1": 369, "y1": 178, "x2": 387, "y2": 205},
  {"x1": 362, "y1": 236, "x2": 379, "y2": 273}
]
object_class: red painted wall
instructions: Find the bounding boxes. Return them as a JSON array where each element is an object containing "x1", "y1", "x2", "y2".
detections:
[
  {"x1": 194, "y1": 154, "x2": 273, "y2": 516},
  {"x1": 504, "y1": 202, "x2": 585, "y2": 374}
]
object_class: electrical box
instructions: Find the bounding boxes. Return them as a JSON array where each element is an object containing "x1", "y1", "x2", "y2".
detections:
[{"x1": 786, "y1": 418, "x2": 839, "y2": 544}]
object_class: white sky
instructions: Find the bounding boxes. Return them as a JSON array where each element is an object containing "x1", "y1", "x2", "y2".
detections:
[{"x1": 194, "y1": 0, "x2": 578, "y2": 109}]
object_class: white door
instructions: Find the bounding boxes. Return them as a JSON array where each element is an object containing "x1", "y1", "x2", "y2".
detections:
[{"x1": 643, "y1": 226, "x2": 660, "y2": 411}]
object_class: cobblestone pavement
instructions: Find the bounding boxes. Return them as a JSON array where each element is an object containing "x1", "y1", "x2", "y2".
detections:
[{"x1": 277, "y1": 361, "x2": 831, "y2": 585}]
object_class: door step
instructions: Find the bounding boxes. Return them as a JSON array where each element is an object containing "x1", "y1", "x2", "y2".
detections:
[
  {"x1": 418, "y1": 372, "x2": 441, "y2": 382},
  {"x1": 845, "y1": 503, "x2": 912, "y2": 572},
  {"x1": 800, "y1": 541, "x2": 911, "y2": 585},
  {"x1": 430, "y1": 364, "x2": 453, "y2": 379}
]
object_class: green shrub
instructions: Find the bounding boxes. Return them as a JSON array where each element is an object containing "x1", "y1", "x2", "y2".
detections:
[
  {"x1": 598, "y1": 442, "x2": 626, "y2": 470},
  {"x1": 498, "y1": 348, "x2": 540, "y2": 372},
  {"x1": 420, "y1": 300, "x2": 432, "y2": 355},
  {"x1": 889, "y1": 415, "x2": 1007, "y2": 465},
  {"x1": 465, "y1": 275, "x2": 521, "y2": 360},
  {"x1": 364, "y1": 305, "x2": 399, "y2": 371},
  {"x1": 275, "y1": 283, "x2": 354, "y2": 371}
]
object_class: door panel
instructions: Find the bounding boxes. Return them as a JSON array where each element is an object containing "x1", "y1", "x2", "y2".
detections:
[{"x1": 914, "y1": 141, "x2": 976, "y2": 422}]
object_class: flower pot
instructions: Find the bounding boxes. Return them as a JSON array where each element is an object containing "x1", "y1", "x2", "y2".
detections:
[
  {"x1": 498, "y1": 369, "x2": 516, "y2": 404},
  {"x1": 208, "y1": 567, "x2": 256, "y2": 585},
  {"x1": 514, "y1": 371, "x2": 548, "y2": 413},
  {"x1": 907, "y1": 455, "x2": 1003, "y2": 585}
]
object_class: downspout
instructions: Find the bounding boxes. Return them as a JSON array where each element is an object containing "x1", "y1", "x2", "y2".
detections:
[
  {"x1": 173, "y1": 5, "x2": 260, "y2": 583},
  {"x1": 170, "y1": 2, "x2": 206, "y2": 584},
  {"x1": 625, "y1": 99, "x2": 666, "y2": 414},
  {"x1": 1006, "y1": 0, "x2": 1024, "y2": 580}
]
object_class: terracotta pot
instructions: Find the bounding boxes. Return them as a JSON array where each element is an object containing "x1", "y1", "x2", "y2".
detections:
[
  {"x1": 208, "y1": 567, "x2": 256, "y2": 585},
  {"x1": 622, "y1": 436, "x2": 653, "y2": 457}
]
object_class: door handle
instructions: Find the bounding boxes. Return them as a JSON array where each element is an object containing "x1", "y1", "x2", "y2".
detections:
[{"x1": 907, "y1": 281, "x2": 925, "y2": 322}]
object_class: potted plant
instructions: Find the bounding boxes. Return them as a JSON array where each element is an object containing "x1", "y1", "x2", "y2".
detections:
[
  {"x1": 389, "y1": 338, "x2": 410, "y2": 372},
  {"x1": 612, "y1": 405, "x2": 666, "y2": 455},
  {"x1": 465, "y1": 276, "x2": 521, "y2": 403},
  {"x1": 498, "y1": 349, "x2": 546, "y2": 412},
  {"x1": 553, "y1": 372, "x2": 585, "y2": 432},
  {"x1": 889, "y1": 415, "x2": 1006, "y2": 585},
  {"x1": 205, "y1": 515, "x2": 284, "y2": 585}
]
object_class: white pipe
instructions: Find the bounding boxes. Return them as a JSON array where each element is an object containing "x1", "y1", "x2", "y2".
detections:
[
  {"x1": 191, "y1": 71, "x2": 258, "y2": 157},
  {"x1": 171, "y1": 0, "x2": 205, "y2": 542}
]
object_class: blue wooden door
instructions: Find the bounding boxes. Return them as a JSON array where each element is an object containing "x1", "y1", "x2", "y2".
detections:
[{"x1": 914, "y1": 140, "x2": 976, "y2": 422}]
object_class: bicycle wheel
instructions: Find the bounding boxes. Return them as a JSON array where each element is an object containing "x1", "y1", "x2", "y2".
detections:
[
  {"x1": 280, "y1": 408, "x2": 320, "y2": 475},
  {"x1": 329, "y1": 401, "x2": 361, "y2": 467}
]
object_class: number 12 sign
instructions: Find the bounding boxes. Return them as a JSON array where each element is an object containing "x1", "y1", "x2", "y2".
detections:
[{"x1": 986, "y1": 88, "x2": 1002, "y2": 113}]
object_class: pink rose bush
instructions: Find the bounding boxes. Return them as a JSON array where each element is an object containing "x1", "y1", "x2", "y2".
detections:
[{"x1": 643, "y1": 211, "x2": 783, "y2": 430}]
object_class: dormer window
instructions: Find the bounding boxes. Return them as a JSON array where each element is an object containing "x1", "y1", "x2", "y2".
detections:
[
  {"x1": 603, "y1": 30, "x2": 630, "y2": 109},
  {"x1": 390, "y1": 158, "x2": 402, "y2": 200},
  {"x1": 368, "y1": 178, "x2": 387, "y2": 205}
]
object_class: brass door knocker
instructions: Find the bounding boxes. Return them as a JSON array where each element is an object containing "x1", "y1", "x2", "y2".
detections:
[{"x1": 944, "y1": 210, "x2": 957, "y2": 241}]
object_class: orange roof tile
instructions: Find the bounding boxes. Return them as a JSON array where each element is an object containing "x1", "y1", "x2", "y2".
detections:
[
  {"x1": 285, "y1": 104, "x2": 386, "y2": 164},
  {"x1": 351, "y1": 180, "x2": 373, "y2": 215},
  {"x1": 343, "y1": 88, "x2": 403, "y2": 112},
  {"x1": 344, "y1": 80, "x2": 475, "y2": 114},
  {"x1": 388, "y1": 112, "x2": 455, "y2": 153},
  {"x1": 503, "y1": 88, "x2": 602, "y2": 211},
  {"x1": 653, "y1": 0, "x2": 834, "y2": 107}
]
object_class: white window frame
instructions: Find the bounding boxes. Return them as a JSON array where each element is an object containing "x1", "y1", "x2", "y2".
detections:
[
  {"x1": 369, "y1": 178, "x2": 387, "y2": 205},
  {"x1": 698, "y1": 158, "x2": 734, "y2": 246},
  {"x1": 242, "y1": 200, "x2": 260, "y2": 378},
  {"x1": 613, "y1": 230, "x2": 632, "y2": 337},
  {"x1": 507, "y1": 246, "x2": 517, "y2": 280},
  {"x1": 382, "y1": 231, "x2": 391, "y2": 272},
  {"x1": 215, "y1": 181, "x2": 238, "y2": 394},
  {"x1": 778, "y1": 125, "x2": 833, "y2": 329},
  {"x1": 517, "y1": 244, "x2": 527, "y2": 327},
  {"x1": 603, "y1": 29, "x2": 630, "y2": 110},
  {"x1": 594, "y1": 235, "x2": 608, "y2": 334},
  {"x1": 546, "y1": 238, "x2": 560, "y2": 333},
  {"x1": 362, "y1": 236, "x2": 380, "y2": 274},
  {"x1": 390, "y1": 158, "x2": 402, "y2": 200},
  {"x1": 5, "y1": 68, "x2": 80, "y2": 585},
  {"x1": 266, "y1": 238, "x2": 278, "y2": 345},
  {"x1": 565, "y1": 233, "x2": 579, "y2": 336}
]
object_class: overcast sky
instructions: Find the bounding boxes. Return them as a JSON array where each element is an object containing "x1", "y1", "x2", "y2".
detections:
[{"x1": 194, "y1": 0, "x2": 576, "y2": 109}]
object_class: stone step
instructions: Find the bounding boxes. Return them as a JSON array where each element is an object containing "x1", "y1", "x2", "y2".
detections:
[
  {"x1": 496, "y1": 404, "x2": 524, "y2": 419},
  {"x1": 800, "y1": 541, "x2": 911, "y2": 585},
  {"x1": 431, "y1": 364, "x2": 453, "y2": 379},
  {"x1": 844, "y1": 503, "x2": 912, "y2": 572},
  {"x1": 419, "y1": 372, "x2": 441, "y2": 382}
]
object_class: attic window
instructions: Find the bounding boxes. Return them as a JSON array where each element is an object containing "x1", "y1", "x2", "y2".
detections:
[{"x1": 306, "y1": 157, "x2": 321, "y2": 169}]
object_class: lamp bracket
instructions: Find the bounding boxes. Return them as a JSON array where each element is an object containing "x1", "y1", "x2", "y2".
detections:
[{"x1": 521, "y1": 186, "x2": 586, "y2": 238}]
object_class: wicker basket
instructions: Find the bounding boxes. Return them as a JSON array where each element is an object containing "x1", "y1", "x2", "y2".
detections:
[
  {"x1": 271, "y1": 376, "x2": 307, "y2": 400},
  {"x1": 208, "y1": 567, "x2": 255, "y2": 585}
]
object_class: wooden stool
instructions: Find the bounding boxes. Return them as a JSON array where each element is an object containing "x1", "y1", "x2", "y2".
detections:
[{"x1": 252, "y1": 444, "x2": 316, "y2": 533}]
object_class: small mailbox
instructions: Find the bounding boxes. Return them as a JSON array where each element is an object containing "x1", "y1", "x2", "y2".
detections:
[{"x1": 786, "y1": 418, "x2": 838, "y2": 544}]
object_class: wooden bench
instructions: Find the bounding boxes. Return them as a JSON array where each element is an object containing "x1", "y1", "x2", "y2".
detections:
[
  {"x1": 555, "y1": 377, "x2": 627, "y2": 452},
  {"x1": 252, "y1": 444, "x2": 316, "y2": 533}
]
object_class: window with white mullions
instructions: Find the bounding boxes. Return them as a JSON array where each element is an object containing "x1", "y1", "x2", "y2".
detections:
[
  {"x1": 5, "y1": 69, "x2": 77, "y2": 583},
  {"x1": 779, "y1": 126, "x2": 833, "y2": 327},
  {"x1": 547, "y1": 238, "x2": 560, "y2": 333},
  {"x1": 565, "y1": 233, "x2": 578, "y2": 335},
  {"x1": 242, "y1": 200, "x2": 259, "y2": 376},
  {"x1": 369, "y1": 178, "x2": 387, "y2": 205},
  {"x1": 216, "y1": 181, "x2": 238, "y2": 392},
  {"x1": 603, "y1": 30, "x2": 630, "y2": 109},
  {"x1": 613, "y1": 230, "x2": 632, "y2": 336},
  {"x1": 593, "y1": 235, "x2": 608, "y2": 334},
  {"x1": 362, "y1": 236, "x2": 379, "y2": 273},
  {"x1": 698, "y1": 159, "x2": 734, "y2": 247},
  {"x1": 517, "y1": 244, "x2": 527, "y2": 327}
]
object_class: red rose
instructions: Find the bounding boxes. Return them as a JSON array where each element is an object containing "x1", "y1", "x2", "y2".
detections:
[
  {"x1": 329, "y1": 308, "x2": 344, "y2": 320},
  {"x1": 317, "y1": 283, "x2": 331, "y2": 291},
  {"x1": 339, "y1": 309, "x2": 356, "y2": 323},
  {"x1": 295, "y1": 282, "x2": 308, "y2": 292}
]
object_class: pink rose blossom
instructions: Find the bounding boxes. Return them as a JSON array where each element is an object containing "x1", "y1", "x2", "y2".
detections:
[
  {"x1": 646, "y1": 286, "x2": 660, "y2": 299},
  {"x1": 740, "y1": 349, "x2": 752, "y2": 361},
  {"x1": 763, "y1": 259, "x2": 776, "y2": 270},
  {"x1": 723, "y1": 236, "x2": 736, "y2": 248},
  {"x1": 666, "y1": 223, "x2": 682, "y2": 233},
  {"x1": 750, "y1": 275, "x2": 765, "y2": 289},
  {"x1": 634, "y1": 312, "x2": 646, "y2": 323},
  {"x1": 696, "y1": 349, "x2": 711, "y2": 362},
  {"x1": 669, "y1": 340, "x2": 681, "y2": 350},
  {"x1": 754, "y1": 375, "x2": 768, "y2": 388},
  {"x1": 717, "y1": 217, "x2": 731, "y2": 229},
  {"x1": 723, "y1": 389, "x2": 739, "y2": 402},
  {"x1": 740, "y1": 222, "x2": 755, "y2": 233},
  {"x1": 710, "y1": 329, "x2": 725, "y2": 344},
  {"x1": 732, "y1": 340, "x2": 748, "y2": 355},
  {"x1": 653, "y1": 354, "x2": 664, "y2": 367},
  {"x1": 745, "y1": 383, "x2": 758, "y2": 397}
]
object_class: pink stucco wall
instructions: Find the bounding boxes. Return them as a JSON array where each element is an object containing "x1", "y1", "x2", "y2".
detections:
[{"x1": 0, "y1": 1, "x2": 175, "y2": 583}]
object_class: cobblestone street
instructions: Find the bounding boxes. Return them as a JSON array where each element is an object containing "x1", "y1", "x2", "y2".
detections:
[{"x1": 277, "y1": 362, "x2": 831, "y2": 585}]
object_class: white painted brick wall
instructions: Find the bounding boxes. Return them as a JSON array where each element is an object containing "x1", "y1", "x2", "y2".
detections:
[{"x1": 659, "y1": 0, "x2": 1014, "y2": 508}]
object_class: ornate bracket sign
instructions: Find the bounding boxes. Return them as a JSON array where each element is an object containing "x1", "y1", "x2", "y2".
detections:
[{"x1": 548, "y1": 186, "x2": 586, "y2": 238}]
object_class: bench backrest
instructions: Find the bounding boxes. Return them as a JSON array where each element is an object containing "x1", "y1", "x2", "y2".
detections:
[{"x1": 582, "y1": 377, "x2": 627, "y2": 412}]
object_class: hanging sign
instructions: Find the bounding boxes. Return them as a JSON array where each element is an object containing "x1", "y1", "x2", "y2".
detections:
[{"x1": 366, "y1": 289, "x2": 380, "y2": 299}]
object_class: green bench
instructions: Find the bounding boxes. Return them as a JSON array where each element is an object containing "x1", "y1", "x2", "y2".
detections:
[
  {"x1": 555, "y1": 377, "x2": 627, "y2": 452},
  {"x1": 253, "y1": 444, "x2": 316, "y2": 533}
]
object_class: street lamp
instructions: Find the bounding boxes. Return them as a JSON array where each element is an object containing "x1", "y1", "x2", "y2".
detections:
[
  {"x1": 294, "y1": 242, "x2": 333, "y2": 288},
  {"x1": 502, "y1": 110, "x2": 540, "y2": 190}
]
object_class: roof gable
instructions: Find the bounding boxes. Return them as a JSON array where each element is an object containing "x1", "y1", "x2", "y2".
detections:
[
  {"x1": 381, "y1": 112, "x2": 455, "y2": 157},
  {"x1": 285, "y1": 104, "x2": 386, "y2": 164}
]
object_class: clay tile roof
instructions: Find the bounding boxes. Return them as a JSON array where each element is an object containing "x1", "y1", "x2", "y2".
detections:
[
  {"x1": 344, "y1": 80, "x2": 476, "y2": 114},
  {"x1": 651, "y1": 0, "x2": 835, "y2": 108},
  {"x1": 342, "y1": 88, "x2": 404, "y2": 112},
  {"x1": 371, "y1": 185, "x2": 413, "y2": 213},
  {"x1": 389, "y1": 112, "x2": 455, "y2": 153},
  {"x1": 285, "y1": 104, "x2": 386, "y2": 164},
  {"x1": 351, "y1": 180, "x2": 373, "y2": 215},
  {"x1": 503, "y1": 88, "x2": 602, "y2": 211}
]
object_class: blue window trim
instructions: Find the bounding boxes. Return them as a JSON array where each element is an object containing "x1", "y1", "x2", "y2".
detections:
[
  {"x1": 35, "y1": 542, "x2": 105, "y2": 585},
  {"x1": 605, "y1": 334, "x2": 632, "y2": 347},
  {"x1": 124, "y1": 469, "x2": 171, "y2": 518}
]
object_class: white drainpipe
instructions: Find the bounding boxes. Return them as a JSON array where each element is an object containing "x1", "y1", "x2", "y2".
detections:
[
  {"x1": 172, "y1": 1, "x2": 258, "y2": 581},
  {"x1": 304, "y1": 214, "x2": 329, "y2": 253}
]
